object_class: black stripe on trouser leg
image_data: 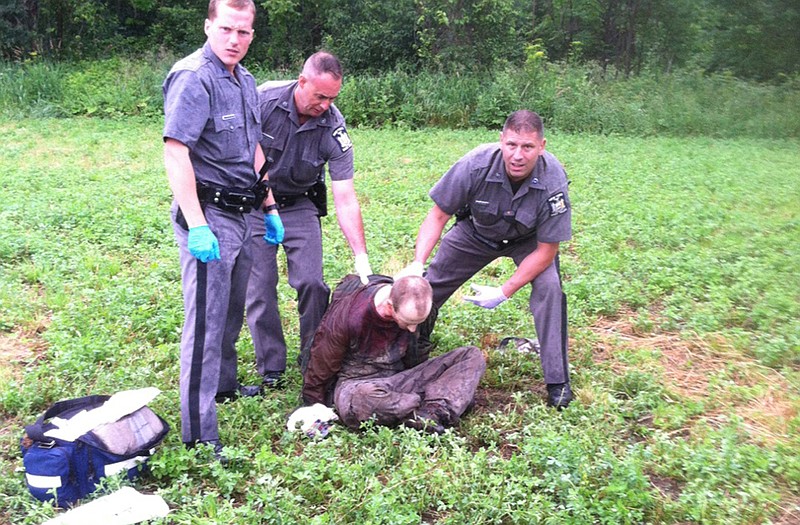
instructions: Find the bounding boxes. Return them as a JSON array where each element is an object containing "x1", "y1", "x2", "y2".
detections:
[
  {"x1": 188, "y1": 261, "x2": 208, "y2": 442},
  {"x1": 555, "y1": 255, "x2": 570, "y2": 382}
]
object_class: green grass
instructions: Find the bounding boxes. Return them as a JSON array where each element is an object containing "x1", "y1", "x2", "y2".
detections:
[{"x1": 0, "y1": 119, "x2": 798, "y2": 524}]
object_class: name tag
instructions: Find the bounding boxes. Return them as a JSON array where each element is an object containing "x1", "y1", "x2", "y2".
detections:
[{"x1": 221, "y1": 114, "x2": 236, "y2": 121}]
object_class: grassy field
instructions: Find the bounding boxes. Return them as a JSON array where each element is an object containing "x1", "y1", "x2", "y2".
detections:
[{"x1": 0, "y1": 118, "x2": 798, "y2": 524}]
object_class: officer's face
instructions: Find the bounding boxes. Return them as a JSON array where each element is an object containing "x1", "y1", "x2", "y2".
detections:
[
  {"x1": 295, "y1": 72, "x2": 342, "y2": 119},
  {"x1": 204, "y1": 3, "x2": 255, "y2": 74},
  {"x1": 499, "y1": 129, "x2": 546, "y2": 182}
]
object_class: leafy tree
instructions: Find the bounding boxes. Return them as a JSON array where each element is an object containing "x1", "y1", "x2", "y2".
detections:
[
  {"x1": 635, "y1": 0, "x2": 702, "y2": 74},
  {"x1": 1, "y1": 0, "x2": 797, "y2": 82},
  {"x1": 322, "y1": 0, "x2": 418, "y2": 73},
  {"x1": 0, "y1": 0, "x2": 37, "y2": 59},
  {"x1": 415, "y1": 0, "x2": 524, "y2": 71},
  {"x1": 704, "y1": 0, "x2": 800, "y2": 81},
  {"x1": 533, "y1": 0, "x2": 605, "y2": 63}
]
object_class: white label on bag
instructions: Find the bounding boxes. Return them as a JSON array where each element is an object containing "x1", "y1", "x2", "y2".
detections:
[
  {"x1": 104, "y1": 455, "x2": 148, "y2": 476},
  {"x1": 26, "y1": 473, "x2": 63, "y2": 489}
]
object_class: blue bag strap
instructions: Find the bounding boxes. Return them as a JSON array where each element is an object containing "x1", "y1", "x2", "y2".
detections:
[{"x1": 25, "y1": 395, "x2": 111, "y2": 443}]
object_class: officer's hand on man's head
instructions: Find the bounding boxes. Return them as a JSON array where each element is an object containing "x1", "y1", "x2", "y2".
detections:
[
  {"x1": 394, "y1": 261, "x2": 424, "y2": 280},
  {"x1": 464, "y1": 284, "x2": 508, "y2": 309},
  {"x1": 187, "y1": 225, "x2": 221, "y2": 263},
  {"x1": 263, "y1": 213, "x2": 285, "y2": 245},
  {"x1": 354, "y1": 253, "x2": 372, "y2": 285}
]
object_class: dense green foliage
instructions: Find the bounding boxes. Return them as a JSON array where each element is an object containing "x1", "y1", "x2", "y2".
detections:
[
  {"x1": 0, "y1": 119, "x2": 798, "y2": 523},
  {"x1": 1, "y1": 0, "x2": 799, "y2": 81},
  {"x1": 2, "y1": 56, "x2": 800, "y2": 138}
]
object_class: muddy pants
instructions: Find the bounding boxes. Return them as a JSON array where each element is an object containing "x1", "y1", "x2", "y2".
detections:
[
  {"x1": 245, "y1": 198, "x2": 329, "y2": 377},
  {"x1": 173, "y1": 204, "x2": 253, "y2": 443},
  {"x1": 334, "y1": 345, "x2": 486, "y2": 429},
  {"x1": 424, "y1": 221, "x2": 570, "y2": 385}
]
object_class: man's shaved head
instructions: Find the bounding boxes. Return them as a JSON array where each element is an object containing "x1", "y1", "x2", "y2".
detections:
[{"x1": 390, "y1": 276, "x2": 432, "y2": 324}]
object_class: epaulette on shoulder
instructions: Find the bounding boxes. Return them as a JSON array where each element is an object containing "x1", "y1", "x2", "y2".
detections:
[{"x1": 170, "y1": 49, "x2": 206, "y2": 74}]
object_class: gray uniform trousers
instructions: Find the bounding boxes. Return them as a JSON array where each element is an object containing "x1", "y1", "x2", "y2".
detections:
[
  {"x1": 245, "y1": 197, "x2": 330, "y2": 376},
  {"x1": 172, "y1": 205, "x2": 253, "y2": 443},
  {"x1": 425, "y1": 222, "x2": 570, "y2": 385},
  {"x1": 334, "y1": 346, "x2": 486, "y2": 429}
]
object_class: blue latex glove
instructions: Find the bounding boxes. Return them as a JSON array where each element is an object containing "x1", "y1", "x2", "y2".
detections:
[
  {"x1": 464, "y1": 284, "x2": 508, "y2": 309},
  {"x1": 263, "y1": 213, "x2": 285, "y2": 245},
  {"x1": 187, "y1": 225, "x2": 220, "y2": 263}
]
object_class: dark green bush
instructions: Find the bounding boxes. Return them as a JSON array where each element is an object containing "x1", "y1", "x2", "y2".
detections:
[{"x1": 1, "y1": 57, "x2": 798, "y2": 138}]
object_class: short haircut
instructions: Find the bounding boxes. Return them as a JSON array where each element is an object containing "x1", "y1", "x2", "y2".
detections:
[
  {"x1": 302, "y1": 51, "x2": 343, "y2": 81},
  {"x1": 208, "y1": 0, "x2": 256, "y2": 20},
  {"x1": 503, "y1": 110, "x2": 544, "y2": 137},
  {"x1": 390, "y1": 276, "x2": 432, "y2": 320}
]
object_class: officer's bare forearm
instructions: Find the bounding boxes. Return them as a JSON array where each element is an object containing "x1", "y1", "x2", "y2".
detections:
[
  {"x1": 337, "y1": 203, "x2": 367, "y2": 255},
  {"x1": 332, "y1": 180, "x2": 367, "y2": 255},
  {"x1": 501, "y1": 241, "x2": 559, "y2": 298},
  {"x1": 164, "y1": 139, "x2": 206, "y2": 228},
  {"x1": 414, "y1": 205, "x2": 451, "y2": 264}
]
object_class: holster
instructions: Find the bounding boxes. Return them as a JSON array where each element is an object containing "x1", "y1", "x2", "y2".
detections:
[
  {"x1": 307, "y1": 180, "x2": 328, "y2": 217},
  {"x1": 274, "y1": 181, "x2": 328, "y2": 217}
]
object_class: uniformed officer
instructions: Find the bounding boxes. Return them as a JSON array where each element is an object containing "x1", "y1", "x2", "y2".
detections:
[
  {"x1": 398, "y1": 109, "x2": 574, "y2": 409},
  {"x1": 163, "y1": 0, "x2": 284, "y2": 457},
  {"x1": 245, "y1": 51, "x2": 370, "y2": 387}
]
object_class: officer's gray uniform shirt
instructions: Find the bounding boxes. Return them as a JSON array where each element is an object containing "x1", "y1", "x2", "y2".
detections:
[
  {"x1": 423, "y1": 143, "x2": 572, "y2": 385},
  {"x1": 429, "y1": 144, "x2": 572, "y2": 243},
  {"x1": 257, "y1": 80, "x2": 354, "y2": 195},
  {"x1": 163, "y1": 42, "x2": 261, "y2": 188},
  {"x1": 162, "y1": 42, "x2": 260, "y2": 444}
]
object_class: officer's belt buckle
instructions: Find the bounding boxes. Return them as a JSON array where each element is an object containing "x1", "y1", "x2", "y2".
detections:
[
  {"x1": 198, "y1": 184, "x2": 258, "y2": 213},
  {"x1": 469, "y1": 225, "x2": 525, "y2": 252}
]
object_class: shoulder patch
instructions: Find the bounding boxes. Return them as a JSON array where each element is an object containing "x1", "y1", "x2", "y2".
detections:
[
  {"x1": 547, "y1": 192, "x2": 568, "y2": 216},
  {"x1": 332, "y1": 126, "x2": 353, "y2": 152}
]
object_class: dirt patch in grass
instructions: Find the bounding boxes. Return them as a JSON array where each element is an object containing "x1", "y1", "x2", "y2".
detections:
[
  {"x1": 771, "y1": 498, "x2": 800, "y2": 525},
  {"x1": 0, "y1": 326, "x2": 48, "y2": 383},
  {"x1": 471, "y1": 386, "x2": 518, "y2": 417},
  {"x1": 648, "y1": 473, "x2": 684, "y2": 500},
  {"x1": 0, "y1": 326, "x2": 48, "y2": 441},
  {"x1": 590, "y1": 311, "x2": 797, "y2": 446}
]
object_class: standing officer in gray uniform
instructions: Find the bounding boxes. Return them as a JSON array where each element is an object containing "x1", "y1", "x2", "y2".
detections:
[
  {"x1": 245, "y1": 51, "x2": 370, "y2": 387},
  {"x1": 398, "y1": 110, "x2": 574, "y2": 409},
  {"x1": 163, "y1": 0, "x2": 284, "y2": 457}
]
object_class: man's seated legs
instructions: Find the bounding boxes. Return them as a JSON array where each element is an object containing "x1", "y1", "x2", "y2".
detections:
[
  {"x1": 334, "y1": 379, "x2": 422, "y2": 429},
  {"x1": 334, "y1": 346, "x2": 486, "y2": 432}
]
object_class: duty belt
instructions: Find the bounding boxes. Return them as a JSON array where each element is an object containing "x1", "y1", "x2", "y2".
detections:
[
  {"x1": 274, "y1": 180, "x2": 327, "y2": 217},
  {"x1": 274, "y1": 192, "x2": 308, "y2": 208},
  {"x1": 463, "y1": 220, "x2": 537, "y2": 251},
  {"x1": 197, "y1": 181, "x2": 269, "y2": 214}
]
